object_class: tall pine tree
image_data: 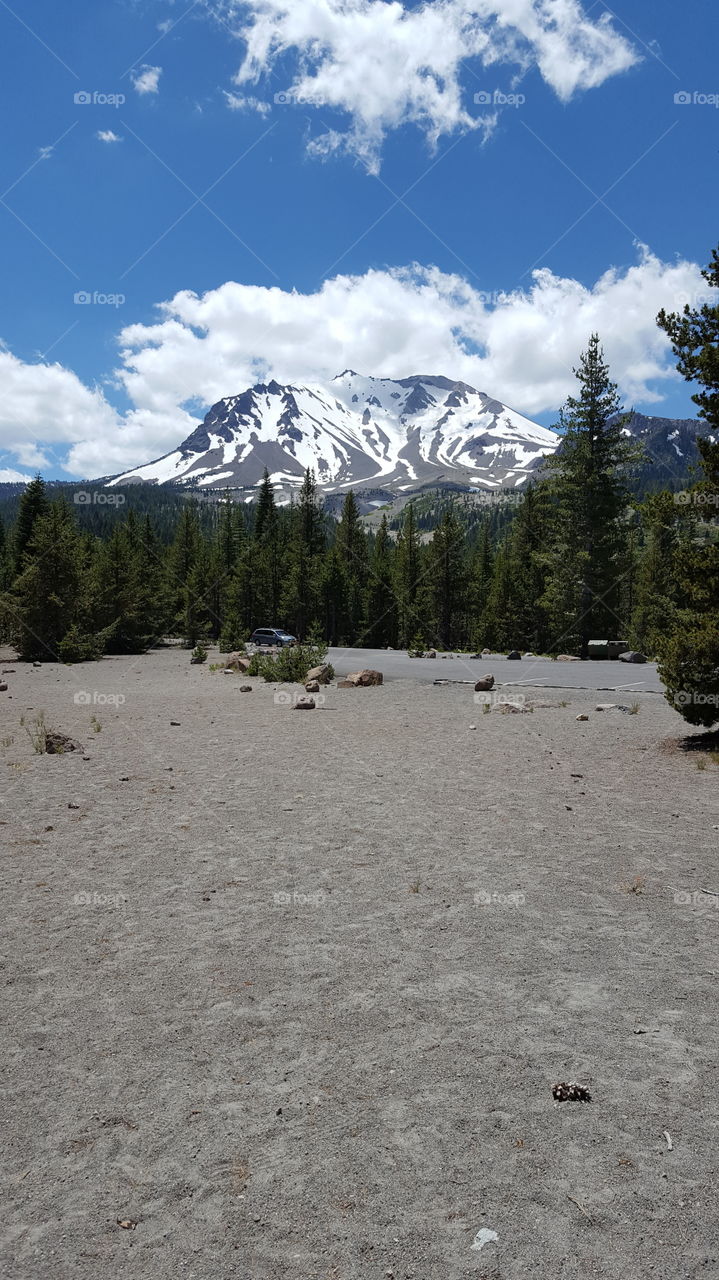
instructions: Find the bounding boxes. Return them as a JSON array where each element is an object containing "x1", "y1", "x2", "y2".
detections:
[{"x1": 542, "y1": 335, "x2": 641, "y2": 656}]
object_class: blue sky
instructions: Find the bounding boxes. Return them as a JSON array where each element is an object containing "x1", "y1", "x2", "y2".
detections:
[{"x1": 0, "y1": 0, "x2": 717, "y2": 479}]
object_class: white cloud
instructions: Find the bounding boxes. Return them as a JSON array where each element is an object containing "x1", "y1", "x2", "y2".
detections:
[
  {"x1": 0, "y1": 468, "x2": 32, "y2": 484},
  {"x1": 0, "y1": 250, "x2": 711, "y2": 477},
  {"x1": 0, "y1": 347, "x2": 120, "y2": 477},
  {"x1": 225, "y1": 0, "x2": 639, "y2": 171},
  {"x1": 131, "y1": 64, "x2": 162, "y2": 95},
  {"x1": 97, "y1": 130, "x2": 122, "y2": 143}
]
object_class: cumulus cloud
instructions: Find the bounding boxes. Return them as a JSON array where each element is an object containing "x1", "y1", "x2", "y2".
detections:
[
  {"x1": 0, "y1": 467, "x2": 34, "y2": 483},
  {"x1": 132, "y1": 64, "x2": 162, "y2": 95},
  {"x1": 0, "y1": 347, "x2": 120, "y2": 477},
  {"x1": 97, "y1": 130, "x2": 122, "y2": 143},
  {"x1": 224, "y1": 0, "x2": 639, "y2": 171},
  {"x1": 0, "y1": 250, "x2": 710, "y2": 477}
]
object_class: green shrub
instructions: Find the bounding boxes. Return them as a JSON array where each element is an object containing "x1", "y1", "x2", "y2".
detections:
[
  {"x1": 218, "y1": 629, "x2": 248, "y2": 654},
  {"x1": 658, "y1": 616, "x2": 719, "y2": 729},
  {"x1": 252, "y1": 640, "x2": 333, "y2": 684},
  {"x1": 58, "y1": 626, "x2": 104, "y2": 664}
]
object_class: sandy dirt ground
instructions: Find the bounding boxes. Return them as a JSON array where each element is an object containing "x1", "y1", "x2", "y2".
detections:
[{"x1": 1, "y1": 645, "x2": 718, "y2": 1280}]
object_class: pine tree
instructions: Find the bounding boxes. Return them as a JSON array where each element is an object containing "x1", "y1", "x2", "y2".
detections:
[
  {"x1": 395, "y1": 502, "x2": 425, "y2": 647},
  {"x1": 0, "y1": 514, "x2": 10, "y2": 593},
  {"x1": 168, "y1": 504, "x2": 201, "y2": 635},
  {"x1": 281, "y1": 469, "x2": 324, "y2": 638},
  {"x1": 251, "y1": 471, "x2": 284, "y2": 625},
  {"x1": 13, "y1": 473, "x2": 50, "y2": 574},
  {"x1": 657, "y1": 246, "x2": 719, "y2": 433},
  {"x1": 542, "y1": 334, "x2": 642, "y2": 656},
  {"x1": 629, "y1": 493, "x2": 682, "y2": 654},
  {"x1": 4, "y1": 501, "x2": 98, "y2": 661},
  {"x1": 428, "y1": 506, "x2": 467, "y2": 649},
  {"x1": 505, "y1": 483, "x2": 552, "y2": 651},
  {"x1": 469, "y1": 519, "x2": 494, "y2": 649},
  {"x1": 366, "y1": 514, "x2": 398, "y2": 646},
  {"x1": 334, "y1": 491, "x2": 368, "y2": 643},
  {"x1": 654, "y1": 250, "x2": 719, "y2": 726}
]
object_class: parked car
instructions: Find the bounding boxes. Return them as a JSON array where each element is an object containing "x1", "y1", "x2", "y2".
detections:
[{"x1": 249, "y1": 628, "x2": 298, "y2": 648}]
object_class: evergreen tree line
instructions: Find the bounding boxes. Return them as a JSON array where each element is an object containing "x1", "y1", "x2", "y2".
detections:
[{"x1": 0, "y1": 260, "x2": 717, "y2": 728}]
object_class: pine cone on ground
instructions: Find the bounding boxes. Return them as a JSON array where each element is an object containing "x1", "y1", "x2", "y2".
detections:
[{"x1": 552, "y1": 1081, "x2": 592, "y2": 1102}]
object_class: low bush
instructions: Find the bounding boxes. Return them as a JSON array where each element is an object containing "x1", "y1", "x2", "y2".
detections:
[{"x1": 252, "y1": 640, "x2": 334, "y2": 684}]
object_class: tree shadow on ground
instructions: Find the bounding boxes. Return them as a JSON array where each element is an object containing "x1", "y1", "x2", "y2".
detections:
[{"x1": 677, "y1": 728, "x2": 719, "y2": 754}]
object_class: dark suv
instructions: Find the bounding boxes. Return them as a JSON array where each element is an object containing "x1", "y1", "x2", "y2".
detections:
[{"x1": 249, "y1": 628, "x2": 298, "y2": 648}]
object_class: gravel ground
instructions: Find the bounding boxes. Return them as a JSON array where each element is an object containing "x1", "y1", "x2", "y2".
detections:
[{"x1": 1, "y1": 645, "x2": 718, "y2": 1280}]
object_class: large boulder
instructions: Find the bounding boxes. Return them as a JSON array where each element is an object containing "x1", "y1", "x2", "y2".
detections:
[
  {"x1": 293, "y1": 696, "x2": 316, "y2": 710},
  {"x1": 305, "y1": 680, "x2": 321, "y2": 693},
  {"x1": 619, "y1": 650, "x2": 647, "y2": 664},
  {"x1": 225, "y1": 652, "x2": 251, "y2": 673},
  {"x1": 339, "y1": 669, "x2": 383, "y2": 687},
  {"x1": 306, "y1": 663, "x2": 332, "y2": 685},
  {"x1": 474, "y1": 674, "x2": 495, "y2": 692},
  {"x1": 507, "y1": 650, "x2": 522, "y2": 660},
  {"x1": 556, "y1": 654, "x2": 580, "y2": 662}
]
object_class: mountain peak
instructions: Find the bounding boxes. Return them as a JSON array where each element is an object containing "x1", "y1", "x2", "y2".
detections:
[{"x1": 109, "y1": 372, "x2": 560, "y2": 495}]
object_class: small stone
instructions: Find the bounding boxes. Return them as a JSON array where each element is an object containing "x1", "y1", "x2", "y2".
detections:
[
  {"x1": 576, "y1": 714, "x2": 589, "y2": 722},
  {"x1": 239, "y1": 685, "x2": 252, "y2": 693},
  {"x1": 293, "y1": 696, "x2": 315, "y2": 710},
  {"x1": 305, "y1": 680, "x2": 320, "y2": 693}
]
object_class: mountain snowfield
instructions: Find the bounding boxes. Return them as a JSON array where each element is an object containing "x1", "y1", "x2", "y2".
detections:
[{"x1": 109, "y1": 371, "x2": 560, "y2": 494}]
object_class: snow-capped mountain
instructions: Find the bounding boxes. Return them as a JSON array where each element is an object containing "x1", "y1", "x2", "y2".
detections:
[{"x1": 109, "y1": 372, "x2": 560, "y2": 494}]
